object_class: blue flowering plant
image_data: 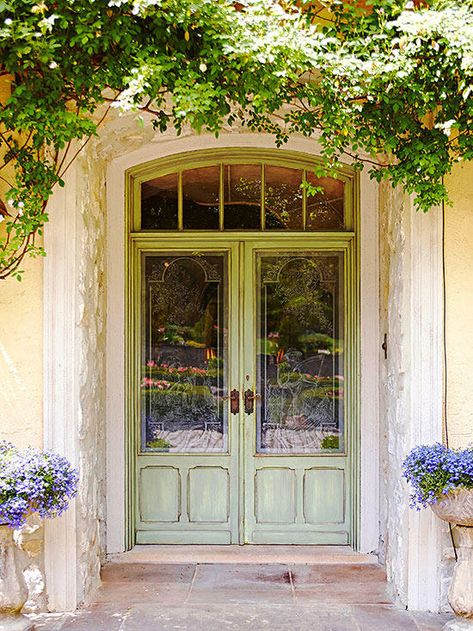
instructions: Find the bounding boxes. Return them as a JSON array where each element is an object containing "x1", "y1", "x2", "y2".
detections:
[
  {"x1": 0, "y1": 441, "x2": 78, "y2": 529},
  {"x1": 403, "y1": 443, "x2": 473, "y2": 510}
]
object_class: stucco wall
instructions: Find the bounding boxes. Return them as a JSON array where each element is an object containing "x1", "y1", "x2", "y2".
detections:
[
  {"x1": 444, "y1": 162, "x2": 473, "y2": 449},
  {"x1": 0, "y1": 75, "x2": 43, "y2": 449},
  {"x1": 0, "y1": 239, "x2": 43, "y2": 449}
]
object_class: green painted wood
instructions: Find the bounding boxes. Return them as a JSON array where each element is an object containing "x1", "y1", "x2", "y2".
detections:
[
  {"x1": 139, "y1": 466, "x2": 180, "y2": 523},
  {"x1": 303, "y1": 468, "x2": 346, "y2": 524},
  {"x1": 133, "y1": 241, "x2": 241, "y2": 545},
  {"x1": 188, "y1": 466, "x2": 230, "y2": 523},
  {"x1": 132, "y1": 238, "x2": 356, "y2": 545},
  {"x1": 242, "y1": 240, "x2": 354, "y2": 545},
  {"x1": 255, "y1": 468, "x2": 296, "y2": 524},
  {"x1": 125, "y1": 148, "x2": 359, "y2": 548}
]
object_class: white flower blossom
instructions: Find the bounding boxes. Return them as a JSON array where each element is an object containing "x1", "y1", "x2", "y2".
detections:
[{"x1": 436, "y1": 119, "x2": 456, "y2": 136}]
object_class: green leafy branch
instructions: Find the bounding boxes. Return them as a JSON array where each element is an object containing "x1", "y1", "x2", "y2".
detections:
[{"x1": 0, "y1": 0, "x2": 472, "y2": 279}]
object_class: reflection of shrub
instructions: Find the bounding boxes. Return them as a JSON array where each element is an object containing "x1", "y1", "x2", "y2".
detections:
[
  {"x1": 321, "y1": 435, "x2": 339, "y2": 450},
  {"x1": 146, "y1": 438, "x2": 173, "y2": 450}
]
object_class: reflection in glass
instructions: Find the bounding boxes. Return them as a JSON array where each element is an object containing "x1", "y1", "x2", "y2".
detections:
[
  {"x1": 224, "y1": 164, "x2": 262, "y2": 229},
  {"x1": 305, "y1": 173, "x2": 345, "y2": 230},
  {"x1": 265, "y1": 166, "x2": 303, "y2": 230},
  {"x1": 141, "y1": 173, "x2": 178, "y2": 230},
  {"x1": 141, "y1": 253, "x2": 228, "y2": 452},
  {"x1": 183, "y1": 166, "x2": 220, "y2": 230},
  {"x1": 256, "y1": 253, "x2": 344, "y2": 454}
]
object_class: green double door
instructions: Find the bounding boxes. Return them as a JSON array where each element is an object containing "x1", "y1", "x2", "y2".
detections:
[{"x1": 134, "y1": 236, "x2": 354, "y2": 545}]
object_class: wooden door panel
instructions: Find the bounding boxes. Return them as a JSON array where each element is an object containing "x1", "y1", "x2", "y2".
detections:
[
  {"x1": 243, "y1": 242, "x2": 353, "y2": 545},
  {"x1": 135, "y1": 244, "x2": 240, "y2": 544},
  {"x1": 188, "y1": 466, "x2": 230, "y2": 523}
]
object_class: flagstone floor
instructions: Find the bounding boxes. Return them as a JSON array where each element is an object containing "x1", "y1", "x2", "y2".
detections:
[{"x1": 29, "y1": 546, "x2": 454, "y2": 631}]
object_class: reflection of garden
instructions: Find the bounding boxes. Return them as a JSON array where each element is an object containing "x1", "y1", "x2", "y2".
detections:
[
  {"x1": 142, "y1": 255, "x2": 227, "y2": 453},
  {"x1": 258, "y1": 256, "x2": 344, "y2": 453}
]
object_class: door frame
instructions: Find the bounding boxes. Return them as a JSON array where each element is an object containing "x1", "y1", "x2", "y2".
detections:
[
  {"x1": 103, "y1": 136, "x2": 379, "y2": 555},
  {"x1": 128, "y1": 229, "x2": 358, "y2": 547}
]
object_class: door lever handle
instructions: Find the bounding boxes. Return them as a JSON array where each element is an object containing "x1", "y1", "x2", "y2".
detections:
[
  {"x1": 222, "y1": 389, "x2": 240, "y2": 415},
  {"x1": 244, "y1": 389, "x2": 261, "y2": 415}
]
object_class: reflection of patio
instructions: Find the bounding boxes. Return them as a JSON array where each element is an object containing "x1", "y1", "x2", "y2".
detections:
[
  {"x1": 263, "y1": 428, "x2": 342, "y2": 453},
  {"x1": 153, "y1": 428, "x2": 224, "y2": 452}
]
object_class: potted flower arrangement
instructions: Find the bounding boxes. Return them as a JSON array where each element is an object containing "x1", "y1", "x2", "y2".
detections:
[
  {"x1": 403, "y1": 444, "x2": 473, "y2": 626},
  {"x1": 0, "y1": 441, "x2": 78, "y2": 630}
]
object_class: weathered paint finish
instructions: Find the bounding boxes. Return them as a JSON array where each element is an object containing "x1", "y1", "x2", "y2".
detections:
[{"x1": 131, "y1": 236, "x2": 356, "y2": 546}]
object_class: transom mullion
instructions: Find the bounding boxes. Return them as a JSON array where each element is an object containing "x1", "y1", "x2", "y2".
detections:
[
  {"x1": 260, "y1": 164, "x2": 265, "y2": 231},
  {"x1": 177, "y1": 171, "x2": 183, "y2": 231},
  {"x1": 219, "y1": 163, "x2": 224, "y2": 231},
  {"x1": 302, "y1": 169, "x2": 307, "y2": 231}
]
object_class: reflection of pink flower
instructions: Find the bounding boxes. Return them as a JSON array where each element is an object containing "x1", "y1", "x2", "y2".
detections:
[
  {"x1": 146, "y1": 360, "x2": 156, "y2": 367},
  {"x1": 268, "y1": 332, "x2": 280, "y2": 339},
  {"x1": 158, "y1": 327, "x2": 165, "y2": 333}
]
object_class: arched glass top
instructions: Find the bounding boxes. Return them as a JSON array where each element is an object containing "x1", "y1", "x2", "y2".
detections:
[{"x1": 138, "y1": 155, "x2": 352, "y2": 232}]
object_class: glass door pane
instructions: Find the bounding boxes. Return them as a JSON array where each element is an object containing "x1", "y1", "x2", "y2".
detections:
[
  {"x1": 256, "y1": 252, "x2": 344, "y2": 454},
  {"x1": 141, "y1": 252, "x2": 228, "y2": 453}
]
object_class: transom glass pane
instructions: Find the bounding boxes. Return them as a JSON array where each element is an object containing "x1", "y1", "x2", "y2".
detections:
[
  {"x1": 139, "y1": 161, "x2": 348, "y2": 231},
  {"x1": 256, "y1": 253, "x2": 344, "y2": 454},
  {"x1": 305, "y1": 173, "x2": 345, "y2": 230},
  {"x1": 141, "y1": 173, "x2": 178, "y2": 230},
  {"x1": 265, "y1": 166, "x2": 303, "y2": 230},
  {"x1": 224, "y1": 164, "x2": 262, "y2": 230},
  {"x1": 183, "y1": 166, "x2": 220, "y2": 230},
  {"x1": 141, "y1": 253, "x2": 228, "y2": 452}
]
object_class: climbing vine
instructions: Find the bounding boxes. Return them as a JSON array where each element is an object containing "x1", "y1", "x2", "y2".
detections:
[{"x1": 0, "y1": 0, "x2": 471, "y2": 279}]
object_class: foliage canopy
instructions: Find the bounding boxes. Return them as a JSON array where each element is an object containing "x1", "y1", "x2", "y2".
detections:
[{"x1": 0, "y1": 0, "x2": 472, "y2": 279}]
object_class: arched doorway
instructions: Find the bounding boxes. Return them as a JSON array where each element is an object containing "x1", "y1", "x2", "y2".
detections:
[{"x1": 126, "y1": 148, "x2": 358, "y2": 545}]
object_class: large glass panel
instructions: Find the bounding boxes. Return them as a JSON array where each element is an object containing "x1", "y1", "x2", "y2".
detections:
[
  {"x1": 141, "y1": 253, "x2": 228, "y2": 452},
  {"x1": 141, "y1": 173, "x2": 178, "y2": 230},
  {"x1": 305, "y1": 173, "x2": 345, "y2": 230},
  {"x1": 264, "y1": 166, "x2": 303, "y2": 230},
  {"x1": 224, "y1": 164, "x2": 261, "y2": 230},
  {"x1": 183, "y1": 166, "x2": 220, "y2": 230},
  {"x1": 256, "y1": 253, "x2": 344, "y2": 454}
]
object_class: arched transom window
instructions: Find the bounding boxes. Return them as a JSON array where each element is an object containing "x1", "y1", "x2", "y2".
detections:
[{"x1": 130, "y1": 150, "x2": 355, "y2": 232}]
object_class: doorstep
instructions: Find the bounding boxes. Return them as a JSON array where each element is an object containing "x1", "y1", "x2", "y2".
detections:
[{"x1": 108, "y1": 544, "x2": 378, "y2": 565}]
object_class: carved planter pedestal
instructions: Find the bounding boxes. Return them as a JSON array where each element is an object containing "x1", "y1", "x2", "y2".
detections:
[
  {"x1": 0, "y1": 525, "x2": 34, "y2": 631},
  {"x1": 431, "y1": 489, "x2": 473, "y2": 630}
]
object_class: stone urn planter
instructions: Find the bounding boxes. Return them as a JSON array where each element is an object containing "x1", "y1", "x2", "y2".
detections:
[
  {"x1": 0, "y1": 525, "x2": 33, "y2": 631},
  {"x1": 431, "y1": 489, "x2": 473, "y2": 629},
  {"x1": 403, "y1": 444, "x2": 473, "y2": 631},
  {"x1": 0, "y1": 441, "x2": 78, "y2": 630}
]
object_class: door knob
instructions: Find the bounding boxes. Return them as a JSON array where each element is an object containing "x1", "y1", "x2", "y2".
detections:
[
  {"x1": 244, "y1": 389, "x2": 261, "y2": 414},
  {"x1": 222, "y1": 389, "x2": 240, "y2": 415}
]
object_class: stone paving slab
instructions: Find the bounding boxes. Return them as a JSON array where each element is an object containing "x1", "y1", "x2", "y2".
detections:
[
  {"x1": 30, "y1": 604, "x2": 454, "y2": 631},
  {"x1": 27, "y1": 561, "x2": 455, "y2": 631}
]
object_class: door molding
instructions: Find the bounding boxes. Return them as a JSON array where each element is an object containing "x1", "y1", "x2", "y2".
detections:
[{"x1": 105, "y1": 133, "x2": 379, "y2": 554}]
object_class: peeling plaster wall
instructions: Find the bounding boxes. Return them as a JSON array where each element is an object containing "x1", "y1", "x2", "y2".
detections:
[
  {"x1": 378, "y1": 182, "x2": 411, "y2": 605},
  {"x1": 74, "y1": 147, "x2": 108, "y2": 602},
  {"x1": 67, "y1": 114, "x2": 158, "y2": 605}
]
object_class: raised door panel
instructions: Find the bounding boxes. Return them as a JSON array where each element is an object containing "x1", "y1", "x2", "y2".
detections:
[
  {"x1": 139, "y1": 466, "x2": 180, "y2": 523},
  {"x1": 188, "y1": 466, "x2": 230, "y2": 523},
  {"x1": 303, "y1": 468, "x2": 345, "y2": 524},
  {"x1": 254, "y1": 468, "x2": 296, "y2": 524}
]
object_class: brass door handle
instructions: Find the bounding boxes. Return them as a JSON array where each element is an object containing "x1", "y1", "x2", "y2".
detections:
[
  {"x1": 244, "y1": 389, "x2": 261, "y2": 414},
  {"x1": 222, "y1": 389, "x2": 240, "y2": 415}
]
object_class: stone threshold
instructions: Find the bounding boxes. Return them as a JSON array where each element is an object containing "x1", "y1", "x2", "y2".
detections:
[{"x1": 108, "y1": 544, "x2": 378, "y2": 565}]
